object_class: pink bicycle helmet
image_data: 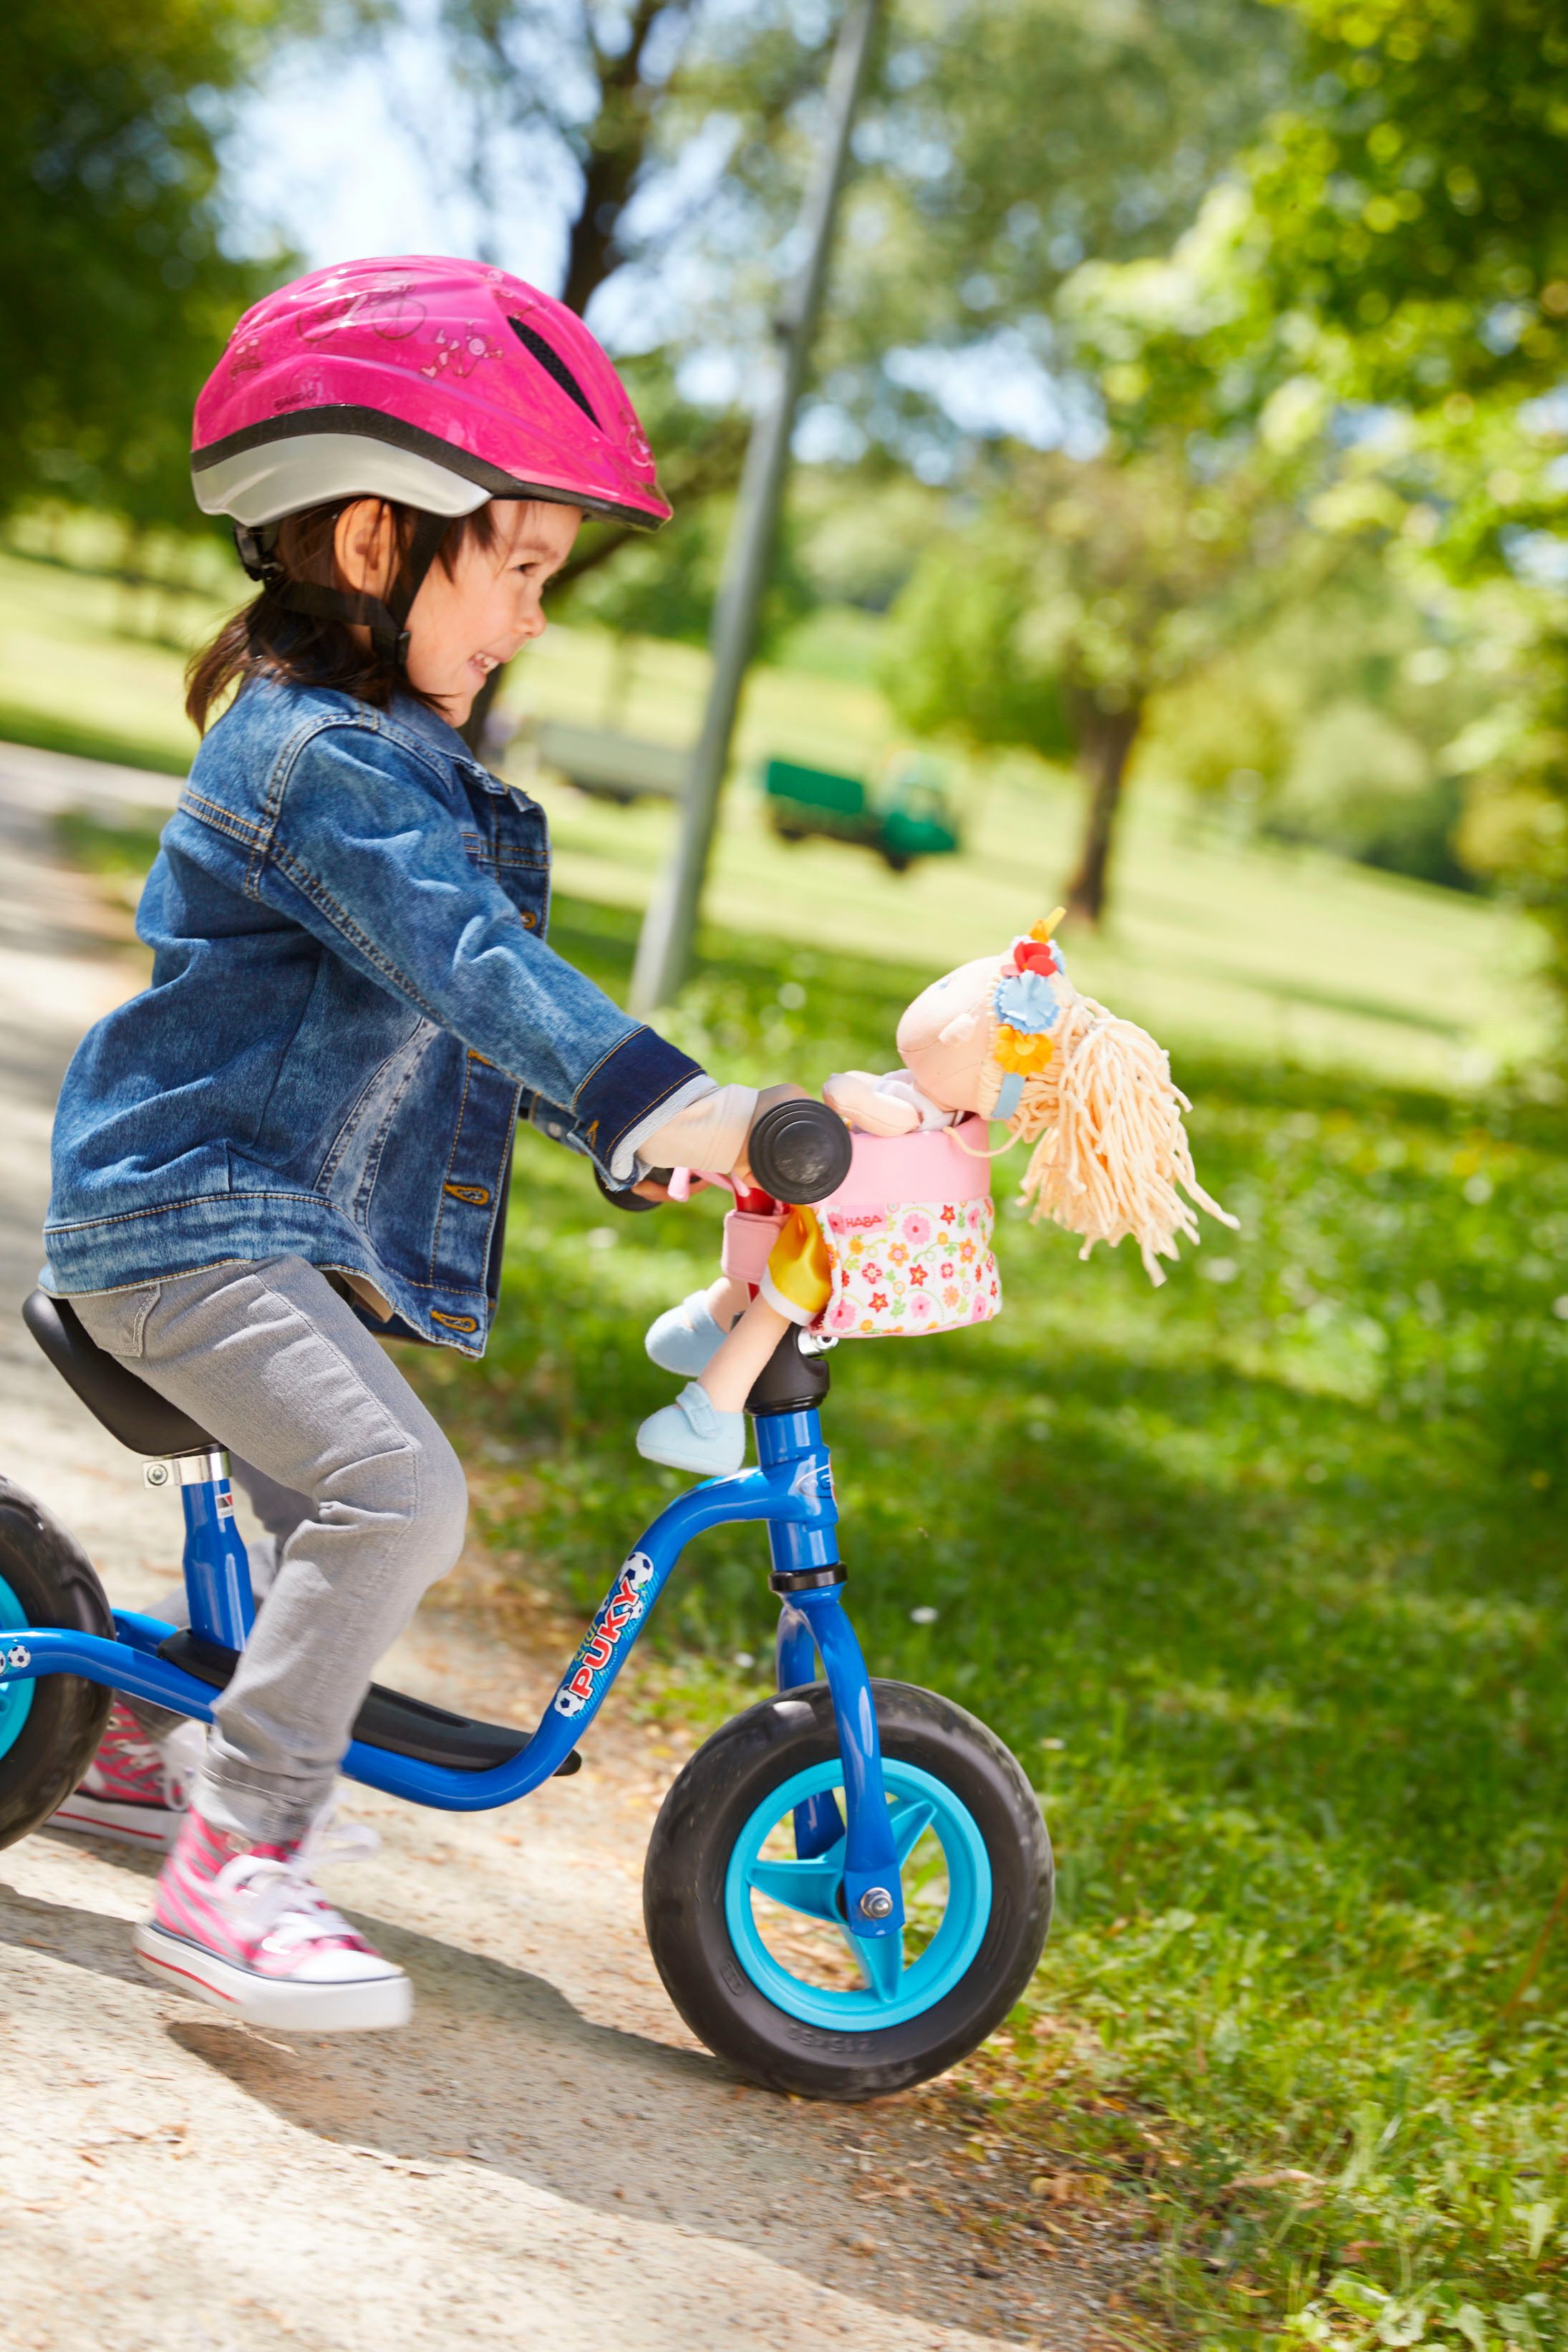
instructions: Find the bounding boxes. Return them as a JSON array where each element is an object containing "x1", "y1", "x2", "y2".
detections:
[{"x1": 191, "y1": 255, "x2": 670, "y2": 662}]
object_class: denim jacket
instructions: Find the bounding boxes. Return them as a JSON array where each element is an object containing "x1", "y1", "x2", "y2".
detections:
[{"x1": 42, "y1": 677, "x2": 707, "y2": 1352}]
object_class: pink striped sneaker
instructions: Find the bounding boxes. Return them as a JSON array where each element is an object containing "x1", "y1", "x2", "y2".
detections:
[
  {"x1": 50, "y1": 1701, "x2": 206, "y2": 1852},
  {"x1": 135, "y1": 1808, "x2": 411, "y2": 2032}
]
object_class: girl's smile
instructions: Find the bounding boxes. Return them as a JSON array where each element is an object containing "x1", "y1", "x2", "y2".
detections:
[{"x1": 334, "y1": 497, "x2": 584, "y2": 725}]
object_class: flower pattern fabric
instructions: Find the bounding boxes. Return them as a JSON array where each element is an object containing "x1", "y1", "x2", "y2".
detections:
[{"x1": 820, "y1": 1196, "x2": 1001, "y2": 1337}]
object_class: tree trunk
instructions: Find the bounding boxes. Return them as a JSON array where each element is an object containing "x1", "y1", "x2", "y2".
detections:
[
  {"x1": 561, "y1": 0, "x2": 664, "y2": 318},
  {"x1": 1063, "y1": 698, "x2": 1141, "y2": 929}
]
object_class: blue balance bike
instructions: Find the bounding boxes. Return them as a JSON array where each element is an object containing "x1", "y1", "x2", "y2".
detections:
[{"x1": 0, "y1": 1105, "x2": 1051, "y2": 2100}]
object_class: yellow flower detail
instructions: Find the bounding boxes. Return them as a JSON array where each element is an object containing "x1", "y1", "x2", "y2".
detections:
[{"x1": 994, "y1": 1024, "x2": 1055, "y2": 1075}]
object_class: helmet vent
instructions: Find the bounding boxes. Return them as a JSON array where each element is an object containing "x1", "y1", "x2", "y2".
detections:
[{"x1": 508, "y1": 316, "x2": 599, "y2": 428}]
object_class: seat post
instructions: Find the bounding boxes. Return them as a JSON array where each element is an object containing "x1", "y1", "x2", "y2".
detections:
[{"x1": 164, "y1": 1449, "x2": 255, "y2": 1652}]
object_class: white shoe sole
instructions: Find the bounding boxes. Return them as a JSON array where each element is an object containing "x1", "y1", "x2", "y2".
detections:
[
  {"x1": 49, "y1": 1796, "x2": 180, "y2": 1852},
  {"x1": 134, "y1": 1922, "x2": 412, "y2": 2032}
]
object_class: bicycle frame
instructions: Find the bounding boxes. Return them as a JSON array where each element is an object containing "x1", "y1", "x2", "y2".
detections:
[{"x1": 1, "y1": 1398, "x2": 905, "y2": 1945}]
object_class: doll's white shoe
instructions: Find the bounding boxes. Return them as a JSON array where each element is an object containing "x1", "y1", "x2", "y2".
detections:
[
  {"x1": 637, "y1": 1383, "x2": 747, "y2": 1475},
  {"x1": 644, "y1": 1292, "x2": 728, "y2": 1378}
]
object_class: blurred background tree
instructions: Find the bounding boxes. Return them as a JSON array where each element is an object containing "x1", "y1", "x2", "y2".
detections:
[
  {"x1": 885, "y1": 440, "x2": 1303, "y2": 921},
  {"x1": 9, "y1": 0, "x2": 1568, "y2": 1005},
  {"x1": 2, "y1": 0, "x2": 311, "y2": 537}
]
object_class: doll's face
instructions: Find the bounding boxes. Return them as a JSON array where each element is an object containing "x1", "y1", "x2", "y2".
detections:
[{"x1": 895, "y1": 954, "x2": 1004, "y2": 1113}]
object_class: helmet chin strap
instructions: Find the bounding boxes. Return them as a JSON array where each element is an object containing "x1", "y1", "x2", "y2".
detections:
[{"x1": 233, "y1": 509, "x2": 452, "y2": 671}]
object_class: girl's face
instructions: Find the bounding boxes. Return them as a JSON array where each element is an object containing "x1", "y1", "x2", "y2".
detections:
[{"x1": 335, "y1": 497, "x2": 582, "y2": 722}]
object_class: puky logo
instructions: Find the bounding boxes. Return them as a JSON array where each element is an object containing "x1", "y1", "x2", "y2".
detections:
[
  {"x1": 553, "y1": 1553, "x2": 655, "y2": 1718},
  {"x1": 788, "y1": 1456, "x2": 835, "y2": 1504}
]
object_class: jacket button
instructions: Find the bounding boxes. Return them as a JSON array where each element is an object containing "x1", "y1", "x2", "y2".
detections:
[
  {"x1": 546, "y1": 1122, "x2": 563, "y2": 1139},
  {"x1": 520, "y1": 911, "x2": 537, "y2": 929}
]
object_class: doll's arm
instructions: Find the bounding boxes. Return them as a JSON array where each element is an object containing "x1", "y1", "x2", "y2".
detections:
[
  {"x1": 824, "y1": 1068, "x2": 963, "y2": 1134},
  {"x1": 822, "y1": 1070, "x2": 921, "y2": 1136}
]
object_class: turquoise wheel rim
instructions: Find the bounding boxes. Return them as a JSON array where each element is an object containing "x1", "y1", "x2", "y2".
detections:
[
  {"x1": 723, "y1": 1757, "x2": 992, "y2": 2032},
  {"x1": 0, "y1": 1567, "x2": 36, "y2": 1764}
]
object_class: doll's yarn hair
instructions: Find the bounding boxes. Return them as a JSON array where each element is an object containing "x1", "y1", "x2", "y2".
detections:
[{"x1": 987, "y1": 942, "x2": 1237, "y2": 1286}]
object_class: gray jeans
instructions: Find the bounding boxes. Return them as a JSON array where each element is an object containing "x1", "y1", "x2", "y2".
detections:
[{"x1": 74, "y1": 1255, "x2": 468, "y2": 1843}]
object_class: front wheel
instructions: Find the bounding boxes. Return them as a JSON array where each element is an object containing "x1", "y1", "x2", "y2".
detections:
[{"x1": 644, "y1": 1680, "x2": 1052, "y2": 2100}]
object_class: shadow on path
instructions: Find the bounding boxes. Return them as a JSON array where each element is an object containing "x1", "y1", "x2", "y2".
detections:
[{"x1": 0, "y1": 1858, "x2": 1083, "y2": 2347}]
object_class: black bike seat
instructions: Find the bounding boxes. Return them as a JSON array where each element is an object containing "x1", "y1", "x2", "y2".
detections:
[{"x1": 23, "y1": 1289, "x2": 215, "y2": 1457}]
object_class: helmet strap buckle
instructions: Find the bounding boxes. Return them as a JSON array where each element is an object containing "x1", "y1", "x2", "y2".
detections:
[
  {"x1": 233, "y1": 522, "x2": 285, "y2": 587},
  {"x1": 267, "y1": 505, "x2": 450, "y2": 677}
]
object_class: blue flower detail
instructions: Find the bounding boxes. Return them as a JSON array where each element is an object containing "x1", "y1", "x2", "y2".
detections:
[{"x1": 994, "y1": 969, "x2": 1067, "y2": 1035}]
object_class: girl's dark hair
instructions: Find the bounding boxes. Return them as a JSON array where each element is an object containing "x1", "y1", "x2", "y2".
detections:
[{"x1": 185, "y1": 497, "x2": 499, "y2": 735}]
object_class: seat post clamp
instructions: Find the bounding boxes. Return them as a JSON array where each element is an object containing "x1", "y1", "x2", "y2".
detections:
[{"x1": 175, "y1": 1448, "x2": 232, "y2": 1486}]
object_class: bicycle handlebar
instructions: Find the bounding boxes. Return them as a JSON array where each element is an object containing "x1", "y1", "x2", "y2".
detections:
[
  {"x1": 744, "y1": 1098, "x2": 853, "y2": 1205},
  {"x1": 596, "y1": 1096, "x2": 852, "y2": 1214}
]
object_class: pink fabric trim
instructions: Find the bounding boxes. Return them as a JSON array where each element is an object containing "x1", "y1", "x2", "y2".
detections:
[
  {"x1": 722, "y1": 1207, "x2": 787, "y2": 1284},
  {"x1": 819, "y1": 1117, "x2": 992, "y2": 1214}
]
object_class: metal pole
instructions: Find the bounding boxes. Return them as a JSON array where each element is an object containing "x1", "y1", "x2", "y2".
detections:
[{"x1": 629, "y1": 0, "x2": 881, "y2": 1016}]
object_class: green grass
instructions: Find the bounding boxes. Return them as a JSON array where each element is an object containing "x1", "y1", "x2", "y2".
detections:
[
  {"x1": 56, "y1": 803, "x2": 1568, "y2": 2343},
  {"x1": 4, "y1": 535, "x2": 1554, "y2": 1084},
  {"x1": 384, "y1": 900, "x2": 1567, "y2": 2352}
]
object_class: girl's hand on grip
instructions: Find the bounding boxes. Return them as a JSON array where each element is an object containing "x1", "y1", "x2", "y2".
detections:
[{"x1": 730, "y1": 1084, "x2": 813, "y2": 1190}]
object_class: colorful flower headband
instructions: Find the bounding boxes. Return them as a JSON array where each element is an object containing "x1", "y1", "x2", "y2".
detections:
[{"x1": 985, "y1": 908, "x2": 1076, "y2": 1121}]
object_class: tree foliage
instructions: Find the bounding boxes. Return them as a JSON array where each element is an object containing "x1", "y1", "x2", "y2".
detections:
[
  {"x1": 1251, "y1": 0, "x2": 1568, "y2": 405},
  {"x1": 2, "y1": 0, "x2": 307, "y2": 531},
  {"x1": 1234, "y1": 0, "x2": 1568, "y2": 1011},
  {"x1": 884, "y1": 437, "x2": 1302, "y2": 919},
  {"x1": 813, "y1": 0, "x2": 1298, "y2": 458}
]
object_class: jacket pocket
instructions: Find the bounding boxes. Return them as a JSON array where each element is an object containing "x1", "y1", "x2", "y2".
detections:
[{"x1": 316, "y1": 1016, "x2": 439, "y2": 1224}]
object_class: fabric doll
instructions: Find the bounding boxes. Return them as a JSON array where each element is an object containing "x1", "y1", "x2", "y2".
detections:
[{"x1": 637, "y1": 913, "x2": 1237, "y2": 1473}]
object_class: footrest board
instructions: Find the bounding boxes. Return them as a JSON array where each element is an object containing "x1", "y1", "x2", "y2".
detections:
[{"x1": 156, "y1": 1631, "x2": 581, "y2": 1776}]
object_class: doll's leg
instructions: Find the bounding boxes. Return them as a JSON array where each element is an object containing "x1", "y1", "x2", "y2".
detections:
[
  {"x1": 695, "y1": 1292, "x2": 792, "y2": 1412},
  {"x1": 644, "y1": 1203, "x2": 784, "y2": 1379},
  {"x1": 644, "y1": 1272, "x2": 751, "y2": 1376},
  {"x1": 705, "y1": 1273, "x2": 752, "y2": 1328},
  {"x1": 637, "y1": 1296, "x2": 795, "y2": 1474},
  {"x1": 637, "y1": 1212, "x2": 830, "y2": 1475}
]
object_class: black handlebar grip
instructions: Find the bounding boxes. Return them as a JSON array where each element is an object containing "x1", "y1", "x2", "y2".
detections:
[
  {"x1": 745, "y1": 1099, "x2": 853, "y2": 1205},
  {"x1": 594, "y1": 1163, "x2": 671, "y2": 1213}
]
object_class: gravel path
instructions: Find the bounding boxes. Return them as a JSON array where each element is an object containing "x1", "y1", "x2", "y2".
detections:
[{"x1": 0, "y1": 745, "x2": 1117, "y2": 2352}]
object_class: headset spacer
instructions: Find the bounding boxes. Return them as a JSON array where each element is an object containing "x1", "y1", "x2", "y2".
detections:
[{"x1": 769, "y1": 1564, "x2": 847, "y2": 1594}]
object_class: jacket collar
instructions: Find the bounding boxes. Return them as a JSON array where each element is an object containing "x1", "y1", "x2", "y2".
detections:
[{"x1": 384, "y1": 692, "x2": 504, "y2": 793}]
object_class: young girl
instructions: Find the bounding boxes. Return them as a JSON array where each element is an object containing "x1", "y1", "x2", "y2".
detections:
[{"x1": 41, "y1": 255, "x2": 789, "y2": 2033}]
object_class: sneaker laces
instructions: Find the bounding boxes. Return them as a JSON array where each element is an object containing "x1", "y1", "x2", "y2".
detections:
[
  {"x1": 210, "y1": 1814, "x2": 380, "y2": 1953},
  {"x1": 158, "y1": 1721, "x2": 206, "y2": 1811},
  {"x1": 94, "y1": 1711, "x2": 200, "y2": 1807}
]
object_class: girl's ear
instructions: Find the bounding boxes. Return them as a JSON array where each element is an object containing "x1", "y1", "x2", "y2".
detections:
[{"x1": 334, "y1": 498, "x2": 396, "y2": 596}]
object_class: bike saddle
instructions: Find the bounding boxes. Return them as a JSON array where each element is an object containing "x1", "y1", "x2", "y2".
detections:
[{"x1": 22, "y1": 1289, "x2": 215, "y2": 1457}]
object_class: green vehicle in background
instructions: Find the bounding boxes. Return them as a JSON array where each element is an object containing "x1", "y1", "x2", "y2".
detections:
[{"x1": 762, "y1": 750, "x2": 961, "y2": 873}]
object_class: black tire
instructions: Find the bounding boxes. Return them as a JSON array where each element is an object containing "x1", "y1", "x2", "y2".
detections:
[
  {"x1": 644, "y1": 1680, "x2": 1052, "y2": 2100},
  {"x1": 0, "y1": 1477, "x2": 114, "y2": 1850}
]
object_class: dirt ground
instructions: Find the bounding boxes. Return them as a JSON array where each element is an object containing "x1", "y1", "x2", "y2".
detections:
[{"x1": 0, "y1": 742, "x2": 1135, "y2": 2352}]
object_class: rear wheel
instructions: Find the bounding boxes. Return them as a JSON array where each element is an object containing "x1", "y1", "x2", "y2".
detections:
[
  {"x1": 0, "y1": 1479, "x2": 114, "y2": 1849},
  {"x1": 644, "y1": 1680, "x2": 1051, "y2": 2100}
]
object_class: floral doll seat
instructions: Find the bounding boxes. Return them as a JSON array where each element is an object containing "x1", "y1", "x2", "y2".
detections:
[{"x1": 720, "y1": 1120, "x2": 1000, "y2": 1340}]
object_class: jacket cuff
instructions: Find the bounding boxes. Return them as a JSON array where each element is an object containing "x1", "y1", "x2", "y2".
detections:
[{"x1": 571, "y1": 1030, "x2": 710, "y2": 1184}]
